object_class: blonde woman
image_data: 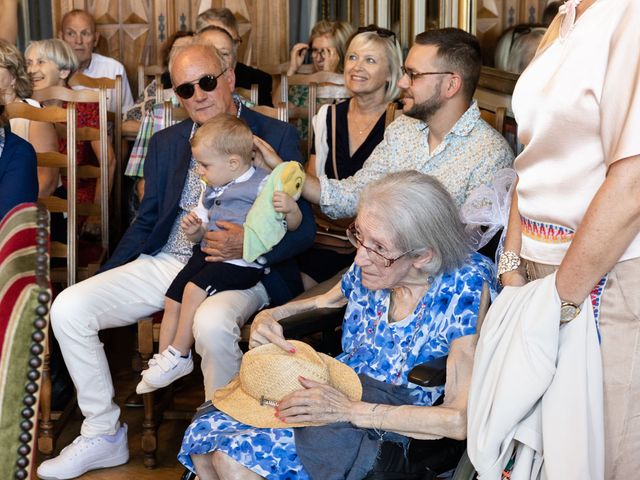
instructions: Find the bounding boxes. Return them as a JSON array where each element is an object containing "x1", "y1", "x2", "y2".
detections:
[{"x1": 298, "y1": 26, "x2": 403, "y2": 288}]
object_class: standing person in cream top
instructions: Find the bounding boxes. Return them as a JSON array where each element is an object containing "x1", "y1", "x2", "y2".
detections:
[{"x1": 499, "y1": 0, "x2": 640, "y2": 477}]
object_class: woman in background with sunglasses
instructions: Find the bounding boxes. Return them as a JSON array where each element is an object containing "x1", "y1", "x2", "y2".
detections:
[
  {"x1": 180, "y1": 171, "x2": 496, "y2": 480},
  {"x1": 297, "y1": 26, "x2": 403, "y2": 289},
  {"x1": 25, "y1": 39, "x2": 116, "y2": 238}
]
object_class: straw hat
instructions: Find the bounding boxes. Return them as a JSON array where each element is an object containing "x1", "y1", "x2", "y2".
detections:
[{"x1": 213, "y1": 341, "x2": 362, "y2": 428}]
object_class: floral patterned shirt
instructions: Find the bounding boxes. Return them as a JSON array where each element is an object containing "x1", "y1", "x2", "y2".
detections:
[
  {"x1": 338, "y1": 252, "x2": 496, "y2": 405},
  {"x1": 160, "y1": 123, "x2": 202, "y2": 263},
  {"x1": 319, "y1": 101, "x2": 514, "y2": 219}
]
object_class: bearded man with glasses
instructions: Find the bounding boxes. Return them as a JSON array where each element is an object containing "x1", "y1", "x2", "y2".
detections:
[
  {"x1": 39, "y1": 43, "x2": 314, "y2": 480},
  {"x1": 256, "y1": 28, "x2": 514, "y2": 220}
]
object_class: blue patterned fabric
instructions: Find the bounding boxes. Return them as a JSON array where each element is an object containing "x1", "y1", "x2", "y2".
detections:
[{"x1": 179, "y1": 253, "x2": 495, "y2": 478}]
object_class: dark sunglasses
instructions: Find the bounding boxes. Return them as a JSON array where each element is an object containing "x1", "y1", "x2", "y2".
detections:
[
  {"x1": 357, "y1": 25, "x2": 397, "y2": 41},
  {"x1": 174, "y1": 70, "x2": 227, "y2": 99}
]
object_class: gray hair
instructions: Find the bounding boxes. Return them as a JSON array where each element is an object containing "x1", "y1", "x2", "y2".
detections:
[
  {"x1": 346, "y1": 31, "x2": 403, "y2": 103},
  {"x1": 194, "y1": 25, "x2": 237, "y2": 68},
  {"x1": 196, "y1": 8, "x2": 239, "y2": 38},
  {"x1": 358, "y1": 171, "x2": 471, "y2": 276},
  {"x1": 168, "y1": 43, "x2": 226, "y2": 85},
  {"x1": 25, "y1": 39, "x2": 79, "y2": 78}
]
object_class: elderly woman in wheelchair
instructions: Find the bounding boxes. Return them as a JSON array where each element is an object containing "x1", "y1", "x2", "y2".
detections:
[{"x1": 178, "y1": 171, "x2": 496, "y2": 480}]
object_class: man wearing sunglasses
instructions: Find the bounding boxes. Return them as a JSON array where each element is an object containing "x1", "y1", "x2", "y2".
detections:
[
  {"x1": 40, "y1": 43, "x2": 314, "y2": 480},
  {"x1": 256, "y1": 28, "x2": 514, "y2": 221}
]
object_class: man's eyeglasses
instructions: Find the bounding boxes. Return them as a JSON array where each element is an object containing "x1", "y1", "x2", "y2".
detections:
[
  {"x1": 174, "y1": 70, "x2": 227, "y2": 99},
  {"x1": 357, "y1": 25, "x2": 397, "y2": 42},
  {"x1": 346, "y1": 223, "x2": 413, "y2": 268},
  {"x1": 401, "y1": 66, "x2": 453, "y2": 85}
]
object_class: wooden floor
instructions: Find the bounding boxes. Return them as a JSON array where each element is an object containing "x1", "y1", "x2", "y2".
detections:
[{"x1": 35, "y1": 369, "x2": 201, "y2": 480}]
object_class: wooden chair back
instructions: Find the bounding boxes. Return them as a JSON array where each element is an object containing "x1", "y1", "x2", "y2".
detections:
[
  {"x1": 161, "y1": 99, "x2": 189, "y2": 126},
  {"x1": 281, "y1": 72, "x2": 350, "y2": 158},
  {"x1": 68, "y1": 73, "x2": 124, "y2": 234},
  {"x1": 251, "y1": 104, "x2": 288, "y2": 122},
  {"x1": 478, "y1": 105, "x2": 507, "y2": 136},
  {"x1": 26, "y1": 87, "x2": 110, "y2": 285},
  {"x1": 281, "y1": 71, "x2": 348, "y2": 119},
  {"x1": 235, "y1": 84, "x2": 259, "y2": 105},
  {"x1": 137, "y1": 64, "x2": 164, "y2": 99}
]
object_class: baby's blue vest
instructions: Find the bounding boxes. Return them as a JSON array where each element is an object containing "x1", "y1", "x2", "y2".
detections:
[{"x1": 202, "y1": 167, "x2": 269, "y2": 235}]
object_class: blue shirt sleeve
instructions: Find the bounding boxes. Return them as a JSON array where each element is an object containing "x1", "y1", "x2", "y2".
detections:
[
  {"x1": 0, "y1": 133, "x2": 38, "y2": 219},
  {"x1": 435, "y1": 254, "x2": 495, "y2": 345}
]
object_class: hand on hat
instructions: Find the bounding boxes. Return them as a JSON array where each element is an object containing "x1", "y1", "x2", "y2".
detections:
[
  {"x1": 275, "y1": 376, "x2": 353, "y2": 424},
  {"x1": 249, "y1": 309, "x2": 297, "y2": 353}
]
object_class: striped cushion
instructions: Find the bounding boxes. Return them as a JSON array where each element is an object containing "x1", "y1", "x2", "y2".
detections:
[{"x1": 0, "y1": 203, "x2": 50, "y2": 480}]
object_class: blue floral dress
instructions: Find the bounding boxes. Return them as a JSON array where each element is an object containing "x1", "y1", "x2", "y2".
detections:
[{"x1": 179, "y1": 253, "x2": 495, "y2": 478}]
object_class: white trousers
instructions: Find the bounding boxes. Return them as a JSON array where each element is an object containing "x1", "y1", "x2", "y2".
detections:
[{"x1": 50, "y1": 252, "x2": 269, "y2": 437}]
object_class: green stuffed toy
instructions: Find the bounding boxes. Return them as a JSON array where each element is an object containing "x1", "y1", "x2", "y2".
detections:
[{"x1": 243, "y1": 161, "x2": 305, "y2": 262}]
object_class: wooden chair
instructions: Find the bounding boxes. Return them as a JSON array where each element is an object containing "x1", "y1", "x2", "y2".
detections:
[
  {"x1": 137, "y1": 64, "x2": 164, "y2": 100},
  {"x1": 251, "y1": 104, "x2": 288, "y2": 123},
  {"x1": 280, "y1": 71, "x2": 348, "y2": 120},
  {"x1": 0, "y1": 203, "x2": 50, "y2": 480},
  {"x1": 161, "y1": 99, "x2": 189, "y2": 126},
  {"x1": 27, "y1": 87, "x2": 111, "y2": 284},
  {"x1": 280, "y1": 72, "x2": 350, "y2": 158},
  {"x1": 235, "y1": 83, "x2": 259, "y2": 105},
  {"x1": 68, "y1": 73, "x2": 124, "y2": 236},
  {"x1": 13, "y1": 87, "x2": 110, "y2": 456},
  {"x1": 478, "y1": 105, "x2": 507, "y2": 136}
]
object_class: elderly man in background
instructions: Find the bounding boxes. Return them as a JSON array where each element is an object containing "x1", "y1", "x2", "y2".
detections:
[
  {"x1": 255, "y1": 28, "x2": 514, "y2": 217},
  {"x1": 37, "y1": 43, "x2": 313, "y2": 480},
  {"x1": 59, "y1": 8, "x2": 134, "y2": 112},
  {"x1": 196, "y1": 7, "x2": 273, "y2": 106}
]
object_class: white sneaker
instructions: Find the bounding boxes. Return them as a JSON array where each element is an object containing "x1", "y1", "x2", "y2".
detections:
[
  {"x1": 140, "y1": 345, "x2": 193, "y2": 389},
  {"x1": 135, "y1": 377, "x2": 157, "y2": 394},
  {"x1": 37, "y1": 424, "x2": 129, "y2": 479}
]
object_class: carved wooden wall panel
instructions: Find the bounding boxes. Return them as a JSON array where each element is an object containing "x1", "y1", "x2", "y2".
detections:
[
  {"x1": 53, "y1": 0, "x2": 287, "y2": 94},
  {"x1": 206, "y1": 0, "x2": 289, "y2": 68}
]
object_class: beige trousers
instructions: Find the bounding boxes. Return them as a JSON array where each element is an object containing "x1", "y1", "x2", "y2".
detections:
[{"x1": 525, "y1": 257, "x2": 640, "y2": 479}]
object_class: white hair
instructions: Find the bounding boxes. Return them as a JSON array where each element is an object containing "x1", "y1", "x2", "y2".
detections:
[{"x1": 359, "y1": 171, "x2": 471, "y2": 275}]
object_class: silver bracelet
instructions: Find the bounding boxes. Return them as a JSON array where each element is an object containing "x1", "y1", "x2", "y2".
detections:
[
  {"x1": 370, "y1": 404, "x2": 388, "y2": 441},
  {"x1": 497, "y1": 250, "x2": 521, "y2": 284}
]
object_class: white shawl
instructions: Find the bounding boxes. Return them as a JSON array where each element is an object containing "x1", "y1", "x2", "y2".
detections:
[{"x1": 467, "y1": 273, "x2": 604, "y2": 479}]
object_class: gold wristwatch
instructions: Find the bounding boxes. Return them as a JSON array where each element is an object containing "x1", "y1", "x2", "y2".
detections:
[{"x1": 560, "y1": 301, "x2": 581, "y2": 323}]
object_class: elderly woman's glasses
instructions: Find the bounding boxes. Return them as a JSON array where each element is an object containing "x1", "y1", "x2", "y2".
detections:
[
  {"x1": 400, "y1": 66, "x2": 453, "y2": 85},
  {"x1": 346, "y1": 223, "x2": 413, "y2": 267},
  {"x1": 357, "y1": 25, "x2": 397, "y2": 42},
  {"x1": 174, "y1": 70, "x2": 227, "y2": 99}
]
